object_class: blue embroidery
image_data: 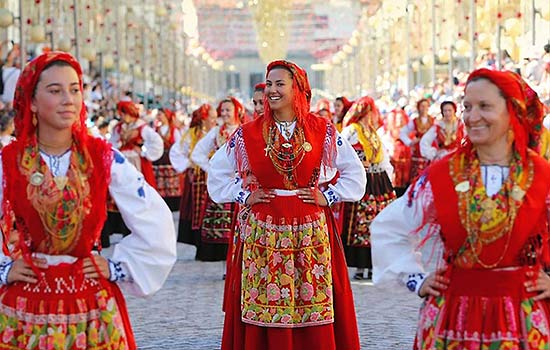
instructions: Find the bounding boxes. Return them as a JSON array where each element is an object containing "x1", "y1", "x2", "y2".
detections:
[
  {"x1": 108, "y1": 259, "x2": 127, "y2": 282},
  {"x1": 0, "y1": 259, "x2": 13, "y2": 285},
  {"x1": 235, "y1": 190, "x2": 250, "y2": 205},
  {"x1": 407, "y1": 279, "x2": 417, "y2": 292},
  {"x1": 113, "y1": 149, "x2": 125, "y2": 164},
  {"x1": 137, "y1": 187, "x2": 145, "y2": 198},
  {"x1": 337, "y1": 136, "x2": 343, "y2": 147},
  {"x1": 406, "y1": 273, "x2": 425, "y2": 293},
  {"x1": 324, "y1": 189, "x2": 339, "y2": 206}
]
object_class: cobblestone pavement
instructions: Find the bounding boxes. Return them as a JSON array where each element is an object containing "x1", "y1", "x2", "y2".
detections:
[{"x1": 104, "y1": 216, "x2": 422, "y2": 350}]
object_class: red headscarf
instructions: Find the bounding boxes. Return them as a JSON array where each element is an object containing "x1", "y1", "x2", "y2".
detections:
[
  {"x1": 117, "y1": 101, "x2": 140, "y2": 120},
  {"x1": 466, "y1": 68, "x2": 545, "y2": 161},
  {"x1": 162, "y1": 108, "x2": 176, "y2": 125},
  {"x1": 264, "y1": 60, "x2": 311, "y2": 123},
  {"x1": 343, "y1": 96, "x2": 381, "y2": 128},
  {"x1": 13, "y1": 52, "x2": 88, "y2": 142},
  {"x1": 190, "y1": 104, "x2": 213, "y2": 128},
  {"x1": 217, "y1": 97, "x2": 243, "y2": 125},
  {"x1": 254, "y1": 82, "x2": 266, "y2": 92}
]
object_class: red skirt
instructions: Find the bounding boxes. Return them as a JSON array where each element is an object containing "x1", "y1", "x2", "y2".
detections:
[
  {"x1": 222, "y1": 196, "x2": 360, "y2": 350},
  {"x1": 0, "y1": 261, "x2": 135, "y2": 350},
  {"x1": 415, "y1": 266, "x2": 550, "y2": 350}
]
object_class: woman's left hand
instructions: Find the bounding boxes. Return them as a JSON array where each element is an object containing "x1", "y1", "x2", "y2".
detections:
[
  {"x1": 296, "y1": 188, "x2": 328, "y2": 206},
  {"x1": 82, "y1": 256, "x2": 110, "y2": 280},
  {"x1": 525, "y1": 269, "x2": 550, "y2": 301}
]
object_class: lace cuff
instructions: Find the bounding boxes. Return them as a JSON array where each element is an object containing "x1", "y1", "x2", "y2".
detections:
[
  {"x1": 108, "y1": 259, "x2": 130, "y2": 282},
  {"x1": 403, "y1": 273, "x2": 426, "y2": 296},
  {"x1": 323, "y1": 188, "x2": 340, "y2": 206},
  {"x1": 235, "y1": 190, "x2": 251, "y2": 205},
  {"x1": 0, "y1": 258, "x2": 13, "y2": 285}
]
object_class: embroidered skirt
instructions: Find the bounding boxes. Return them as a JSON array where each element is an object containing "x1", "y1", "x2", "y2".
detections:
[
  {"x1": 201, "y1": 199, "x2": 236, "y2": 245},
  {"x1": 415, "y1": 266, "x2": 550, "y2": 350},
  {"x1": 0, "y1": 262, "x2": 135, "y2": 350},
  {"x1": 222, "y1": 195, "x2": 360, "y2": 350},
  {"x1": 153, "y1": 152, "x2": 183, "y2": 210},
  {"x1": 178, "y1": 168, "x2": 208, "y2": 245}
]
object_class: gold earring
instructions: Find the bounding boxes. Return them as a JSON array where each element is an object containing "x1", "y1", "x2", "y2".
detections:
[
  {"x1": 507, "y1": 128, "x2": 514, "y2": 145},
  {"x1": 32, "y1": 112, "x2": 37, "y2": 127}
]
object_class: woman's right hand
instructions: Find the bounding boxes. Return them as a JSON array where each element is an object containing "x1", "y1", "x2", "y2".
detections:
[
  {"x1": 245, "y1": 189, "x2": 275, "y2": 206},
  {"x1": 7, "y1": 257, "x2": 48, "y2": 284},
  {"x1": 418, "y1": 267, "x2": 449, "y2": 298}
]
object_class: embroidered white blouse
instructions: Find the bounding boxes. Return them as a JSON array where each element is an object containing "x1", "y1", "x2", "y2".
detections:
[
  {"x1": 206, "y1": 121, "x2": 367, "y2": 206},
  {"x1": 191, "y1": 124, "x2": 239, "y2": 173},
  {"x1": 0, "y1": 147, "x2": 177, "y2": 297},
  {"x1": 169, "y1": 129, "x2": 197, "y2": 174},
  {"x1": 370, "y1": 165, "x2": 510, "y2": 295}
]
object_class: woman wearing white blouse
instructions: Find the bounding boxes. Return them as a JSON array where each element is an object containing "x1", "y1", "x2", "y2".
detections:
[
  {"x1": 209, "y1": 60, "x2": 365, "y2": 350},
  {"x1": 190, "y1": 97, "x2": 242, "y2": 264},
  {"x1": 0, "y1": 52, "x2": 176, "y2": 349},
  {"x1": 371, "y1": 68, "x2": 550, "y2": 349}
]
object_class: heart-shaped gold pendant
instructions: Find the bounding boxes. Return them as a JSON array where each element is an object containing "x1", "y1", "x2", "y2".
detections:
[{"x1": 53, "y1": 176, "x2": 68, "y2": 190}]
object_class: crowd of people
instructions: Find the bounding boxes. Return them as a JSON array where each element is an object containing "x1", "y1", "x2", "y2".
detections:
[{"x1": 0, "y1": 37, "x2": 547, "y2": 349}]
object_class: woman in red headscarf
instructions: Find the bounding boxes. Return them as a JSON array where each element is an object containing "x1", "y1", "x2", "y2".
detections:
[
  {"x1": 420, "y1": 101, "x2": 465, "y2": 161},
  {"x1": 340, "y1": 96, "x2": 396, "y2": 280},
  {"x1": 371, "y1": 68, "x2": 550, "y2": 349},
  {"x1": 110, "y1": 101, "x2": 164, "y2": 188},
  {"x1": 208, "y1": 60, "x2": 365, "y2": 350},
  {"x1": 315, "y1": 98, "x2": 333, "y2": 121},
  {"x1": 0, "y1": 52, "x2": 176, "y2": 349},
  {"x1": 170, "y1": 104, "x2": 217, "y2": 245},
  {"x1": 102, "y1": 100, "x2": 164, "y2": 247},
  {"x1": 333, "y1": 96, "x2": 353, "y2": 132},
  {"x1": 399, "y1": 98, "x2": 434, "y2": 182},
  {"x1": 152, "y1": 108, "x2": 183, "y2": 210},
  {"x1": 191, "y1": 97, "x2": 243, "y2": 265}
]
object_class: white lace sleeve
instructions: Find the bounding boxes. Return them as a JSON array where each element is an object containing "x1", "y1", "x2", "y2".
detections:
[
  {"x1": 191, "y1": 126, "x2": 218, "y2": 173},
  {"x1": 169, "y1": 132, "x2": 191, "y2": 173},
  {"x1": 109, "y1": 149, "x2": 177, "y2": 297},
  {"x1": 420, "y1": 126, "x2": 438, "y2": 161},
  {"x1": 371, "y1": 178, "x2": 442, "y2": 288},
  {"x1": 140, "y1": 125, "x2": 164, "y2": 162}
]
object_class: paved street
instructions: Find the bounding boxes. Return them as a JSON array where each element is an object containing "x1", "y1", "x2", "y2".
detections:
[{"x1": 104, "y1": 216, "x2": 421, "y2": 350}]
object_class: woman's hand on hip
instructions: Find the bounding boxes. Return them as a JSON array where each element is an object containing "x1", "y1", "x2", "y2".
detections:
[
  {"x1": 296, "y1": 188, "x2": 328, "y2": 206},
  {"x1": 245, "y1": 189, "x2": 275, "y2": 206},
  {"x1": 525, "y1": 269, "x2": 550, "y2": 301},
  {"x1": 7, "y1": 257, "x2": 48, "y2": 284},
  {"x1": 82, "y1": 255, "x2": 110, "y2": 280},
  {"x1": 418, "y1": 267, "x2": 449, "y2": 298}
]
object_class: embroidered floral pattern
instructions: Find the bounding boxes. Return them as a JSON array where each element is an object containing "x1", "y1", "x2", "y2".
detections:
[
  {"x1": 20, "y1": 144, "x2": 92, "y2": 254},
  {"x1": 241, "y1": 211, "x2": 334, "y2": 327},
  {"x1": 0, "y1": 289, "x2": 129, "y2": 350},
  {"x1": 416, "y1": 295, "x2": 550, "y2": 350}
]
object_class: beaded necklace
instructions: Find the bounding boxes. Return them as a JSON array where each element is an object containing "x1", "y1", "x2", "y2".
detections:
[
  {"x1": 450, "y1": 149, "x2": 534, "y2": 268},
  {"x1": 262, "y1": 120, "x2": 312, "y2": 189}
]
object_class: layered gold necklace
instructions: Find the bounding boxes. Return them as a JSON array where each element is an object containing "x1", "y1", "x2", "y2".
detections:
[{"x1": 262, "y1": 119, "x2": 312, "y2": 189}]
